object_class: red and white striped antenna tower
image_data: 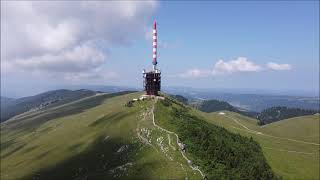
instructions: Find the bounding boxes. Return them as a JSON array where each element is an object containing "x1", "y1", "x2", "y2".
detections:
[
  {"x1": 152, "y1": 20, "x2": 157, "y2": 71},
  {"x1": 142, "y1": 20, "x2": 161, "y2": 96}
]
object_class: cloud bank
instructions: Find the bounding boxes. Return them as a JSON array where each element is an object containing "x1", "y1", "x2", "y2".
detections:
[
  {"x1": 178, "y1": 57, "x2": 292, "y2": 79},
  {"x1": 1, "y1": 1, "x2": 157, "y2": 81},
  {"x1": 212, "y1": 57, "x2": 261, "y2": 75},
  {"x1": 177, "y1": 69, "x2": 211, "y2": 78}
]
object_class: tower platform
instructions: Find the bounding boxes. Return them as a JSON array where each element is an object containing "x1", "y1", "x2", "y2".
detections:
[{"x1": 143, "y1": 70, "x2": 161, "y2": 96}]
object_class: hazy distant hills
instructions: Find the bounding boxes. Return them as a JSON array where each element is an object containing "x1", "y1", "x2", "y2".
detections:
[
  {"x1": 167, "y1": 90, "x2": 319, "y2": 112},
  {"x1": 0, "y1": 89, "x2": 96, "y2": 122},
  {"x1": 2, "y1": 87, "x2": 317, "y2": 125},
  {"x1": 3, "y1": 85, "x2": 318, "y2": 112},
  {"x1": 163, "y1": 86, "x2": 319, "y2": 97},
  {"x1": 0, "y1": 96, "x2": 15, "y2": 106},
  {"x1": 64, "y1": 85, "x2": 140, "y2": 94},
  {"x1": 190, "y1": 99, "x2": 259, "y2": 118},
  {"x1": 190, "y1": 99, "x2": 238, "y2": 113},
  {"x1": 176, "y1": 95, "x2": 317, "y2": 125}
]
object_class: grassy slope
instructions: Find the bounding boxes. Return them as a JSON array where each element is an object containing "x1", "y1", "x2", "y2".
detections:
[
  {"x1": 261, "y1": 115, "x2": 319, "y2": 143},
  {"x1": 154, "y1": 99, "x2": 278, "y2": 179},
  {"x1": 198, "y1": 110, "x2": 319, "y2": 180},
  {"x1": 1, "y1": 89, "x2": 97, "y2": 122},
  {"x1": 2, "y1": 91, "x2": 318, "y2": 180},
  {"x1": 1, "y1": 92, "x2": 200, "y2": 180}
]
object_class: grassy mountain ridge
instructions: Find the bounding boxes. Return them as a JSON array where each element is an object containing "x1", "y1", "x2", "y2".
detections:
[
  {"x1": 2, "y1": 91, "x2": 135, "y2": 133},
  {"x1": 1, "y1": 92, "x2": 140, "y2": 179},
  {"x1": 0, "y1": 89, "x2": 97, "y2": 122},
  {"x1": 257, "y1": 106, "x2": 318, "y2": 125},
  {"x1": 191, "y1": 99, "x2": 238, "y2": 112},
  {"x1": 1, "y1": 91, "x2": 318, "y2": 179},
  {"x1": 1, "y1": 92, "x2": 202, "y2": 179},
  {"x1": 190, "y1": 98, "x2": 259, "y2": 119}
]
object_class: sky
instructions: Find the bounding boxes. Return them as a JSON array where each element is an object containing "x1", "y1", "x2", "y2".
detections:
[{"x1": 1, "y1": 1, "x2": 319, "y2": 97}]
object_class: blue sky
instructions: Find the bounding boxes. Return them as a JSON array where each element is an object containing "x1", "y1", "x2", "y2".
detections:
[
  {"x1": 110, "y1": 1, "x2": 319, "y2": 90},
  {"x1": 1, "y1": 1, "x2": 319, "y2": 97}
]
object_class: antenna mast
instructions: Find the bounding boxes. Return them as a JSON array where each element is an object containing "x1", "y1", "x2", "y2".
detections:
[{"x1": 152, "y1": 20, "x2": 157, "y2": 71}]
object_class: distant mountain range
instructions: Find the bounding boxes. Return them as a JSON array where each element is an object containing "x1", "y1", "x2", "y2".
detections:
[
  {"x1": 63, "y1": 86, "x2": 320, "y2": 112},
  {"x1": 162, "y1": 86, "x2": 319, "y2": 97},
  {"x1": 2, "y1": 86, "x2": 318, "y2": 123},
  {"x1": 172, "y1": 95, "x2": 318, "y2": 125},
  {"x1": 64, "y1": 85, "x2": 140, "y2": 93},
  {"x1": 166, "y1": 90, "x2": 319, "y2": 112}
]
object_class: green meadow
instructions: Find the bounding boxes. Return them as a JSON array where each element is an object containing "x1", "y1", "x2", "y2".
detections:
[
  {"x1": 1, "y1": 92, "x2": 201, "y2": 180},
  {"x1": 199, "y1": 111, "x2": 319, "y2": 180},
  {"x1": 1, "y1": 92, "x2": 318, "y2": 179}
]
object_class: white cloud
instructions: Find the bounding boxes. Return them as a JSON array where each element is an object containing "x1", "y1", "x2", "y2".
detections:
[
  {"x1": 63, "y1": 69, "x2": 118, "y2": 82},
  {"x1": 212, "y1": 57, "x2": 261, "y2": 75},
  {"x1": 10, "y1": 43, "x2": 106, "y2": 73},
  {"x1": 267, "y1": 62, "x2": 292, "y2": 71},
  {"x1": 177, "y1": 69, "x2": 211, "y2": 78},
  {"x1": 1, "y1": 1, "x2": 157, "y2": 81},
  {"x1": 176, "y1": 57, "x2": 293, "y2": 79}
]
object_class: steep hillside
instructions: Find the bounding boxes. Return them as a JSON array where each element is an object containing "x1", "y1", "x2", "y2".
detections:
[
  {"x1": 257, "y1": 106, "x2": 318, "y2": 125},
  {"x1": 155, "y1": 98, "x2": 278, "y2": 179},
  {"x1": 1, "y1": 89, "x2": 97, "y2": 122},
  {"x1": 191, "y1": 99, "x2": 237, "y2": 112},
  {"x1": 169, "y1": 94, "x2": 188, "y2": 104},
  {"x1": 199, "y1": 111, "x2": 319, "y2": 179},
  {"x1": 192, "y1": 99, "x2": 258, "y2": 118}
]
